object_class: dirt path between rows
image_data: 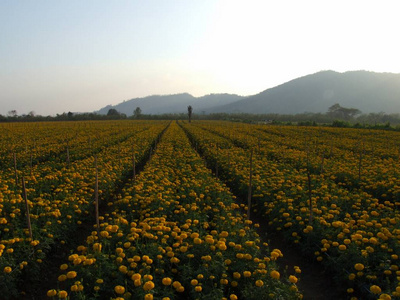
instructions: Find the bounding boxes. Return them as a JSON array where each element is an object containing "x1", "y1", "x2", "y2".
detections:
[{"x1": 261, "y1": 228, "x2": 342, "y2": 299}]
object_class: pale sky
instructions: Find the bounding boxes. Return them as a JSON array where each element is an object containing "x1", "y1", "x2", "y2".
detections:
[{"x1": 1, "y1": 0, "x2": 399, "y2": 116}]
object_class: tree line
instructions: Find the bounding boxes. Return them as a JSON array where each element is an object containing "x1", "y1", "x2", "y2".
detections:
[{"x1": 2, "y1": 104, "x2": 400, "y2": 130}]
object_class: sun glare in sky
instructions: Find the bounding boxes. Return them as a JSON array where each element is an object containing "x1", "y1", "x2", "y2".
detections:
[{"x1": 1, "y1": 0, "x2": 399, "y2": 115}]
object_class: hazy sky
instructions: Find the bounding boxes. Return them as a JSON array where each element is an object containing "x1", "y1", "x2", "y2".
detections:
[{"x1": 1, "y1": 0, "x2": 399, "y2": 116}]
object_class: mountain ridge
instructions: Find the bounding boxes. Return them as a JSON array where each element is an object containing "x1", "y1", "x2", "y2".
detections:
[
  {"x1": 97, "y1": 70, "x2": 400, "y2": 115},
  {"x1": 208, "y1": 70, "x2": 400, "y2": 114},
  {"x1": 96, "y1": 93, "x2": 244, "y2": 115}
]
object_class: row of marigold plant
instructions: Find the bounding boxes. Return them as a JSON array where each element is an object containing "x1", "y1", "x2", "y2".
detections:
[
  {"x1": 46, "y1": 121, "x2": 302, "y2": 300},
  {"x1": 180, "y1": 121, "x2": 399, "y2": 300},
  {"x1": 0, "y1": 120, "x2": 169, "y2": 298}
]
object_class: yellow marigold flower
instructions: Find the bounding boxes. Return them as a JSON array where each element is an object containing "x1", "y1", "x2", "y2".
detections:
[
  {"x1": 195, "y1": 285, "x2": 202, "y2": 292},
  {"x1": 218, "y1": 242, "x2": 227, "y2": 251},
  {"x1": 93, "y1": 243, "x2": 102, "y2": 252},
  {"x1": 354, "y1": 263, "x2": 364, "y2": 271},
  {"x1": 66, "y1": 271, "x2": 77, "y2": 279},
  {"x1": 58, "y1": 290, "x2": 68, "y2": 299},
  {"x1": 172, "y1": 281, "x2": 181, "y2": 289},
  {"x1": 60, "y1": 264, "x2": 68, "y2": 271},
  {"x1": 118, "y1": 265, "x2": 128, "y2": 274},
  {"x1": 58, "y1": 275, "x2": 67, "y2": 282},
  {"x1": 162, "y1": 277, "x2": 172, "y2": 286},
  {"x1": 289, "y1": 275, "x2": 298, "y2": 283},
  {"x1": 100, "y1": 231, "x2": 109, "y2": 238},
  {"x1": 3, "y1": 266, "x2": 12, "y2": 274},
  {"x1": 230, "y1": 294, "x2": 238, "y2": 300},
  {"x1": 369, "y1": 237, "x2": 378, "y2": 244},
  {"x1": 143, "y1": 281, "x2": 155, "y2": 291},
  {"x1": 370, "y1": 285, "x2": 381, "y2": 294},
  {"x1": 191, "y1": 279, "x2": 198, "y2": 286},
  {"x1": 143, "y1": 274, "x2": 153, "y2": 281},
  {"x1": 71, "y1": 285, "x2": 79, "y2": 292},
  {"x1": 271, "y1": 251, "x2": 280, "y2": 260},
  {"x1": 270, "y1": 270, "x2": 280, "y2": 279},
  {"x1": 114, "y1": 285, "x2": 125, "y2": 295},
  {"x1": 255, "y1": 280, "x2": 264, "y2": 287},
  {"x1": 194, "y1": 238, "x2": 202, "y2": 244},
  {"x1": 47, "y1": 289, "x2": 57, "y2": 297},
  {"x1": 243, "y1": 271, "x2": 251, "y2": 277},
  {"x1": 379, "y1": 294, "x2": 391, "y2": 300},
  {"x1": 131, "y1": 273, "x2": 141, "y2": 281},
  {"x1": 144, "y1": 294, "x2": 153, "y2": 300},
  {"x1": 176, "y1": 286, "x2": 185, "y2": 292},
  {"x1": 384, "y1": 270, "x2": 392, "y2": 276}
]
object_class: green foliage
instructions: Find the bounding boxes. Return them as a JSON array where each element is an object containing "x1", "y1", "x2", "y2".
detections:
[{"x1": 133, "y1": 107, "x2": 142, "y2": 119}]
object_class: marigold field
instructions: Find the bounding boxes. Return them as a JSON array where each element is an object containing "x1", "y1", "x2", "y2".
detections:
[{"x1": 0, "y1": 120, "x2": 399, "y2": 300}]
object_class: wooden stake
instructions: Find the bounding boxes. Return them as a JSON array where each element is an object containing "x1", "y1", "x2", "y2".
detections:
[
  {"x1": 247, "y1": 149, "x2": 253, "y2": 220},
  {"x1": 398, "y1": 144, "x2": 400, "y2": 161},
  {"x1": 95, "y1": 156, "x2": 100, "y2": 237},
  {"x1": 118, "y1": 144, "x2": 121, "y2": 169},
  {"x1": 358, "y1": 147, "x2": 363, "y2": 181},
  {"x1": 13, "y1": 152, "x2": 18, "y2": 183},
  {"x1": 22, "y1": 177, "x2": 33, "y2": 240},
  {"x1": 215, "y1": 145, "x2": 219, "y2": 178},
  {"x1": 132, "y1": 146, "x2": 136, "y2": 180},
  {"x1": 30, "y1": 152, "x2": 33, "y2": 176},
  {"x1": 320, "y1": 152, "x2": 325, "y2": 173},
  {"x1": 66, "y1": 144, "x2": 70, "y2": 166},
  {"x1": 306, "y1": 147, "x2": 313, "y2": 224}
]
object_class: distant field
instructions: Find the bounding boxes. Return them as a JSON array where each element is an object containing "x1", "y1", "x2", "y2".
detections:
[{"x1": 0, "y1": 120, "x2": 399, "y2": 299}]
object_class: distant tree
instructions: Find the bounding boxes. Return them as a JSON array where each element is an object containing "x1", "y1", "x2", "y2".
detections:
[
  {"x1": 28, "y1": 111, "x2": 35, "y2": 117},
  {"x1": 328, "y1": 103, "x2": 361, "y2": 120},
  {"x1": 133, "y1": 107, "x2": 142, "y2": 119},
  {"x1": 8, "y1": 110, "x2": 17, "y2": 117},
  {"x1": 107, "y1": 108, "x2": 120, "y2": 116},
  {"x1": 328, "y1": 103, "x2": 341, "y2": 114},
  {"x1": 188, "y1": 105, "x2": 193, "y2": 123},
  {"x1": 67, "y1": 111, "x2": 74, "y2": 119}
]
